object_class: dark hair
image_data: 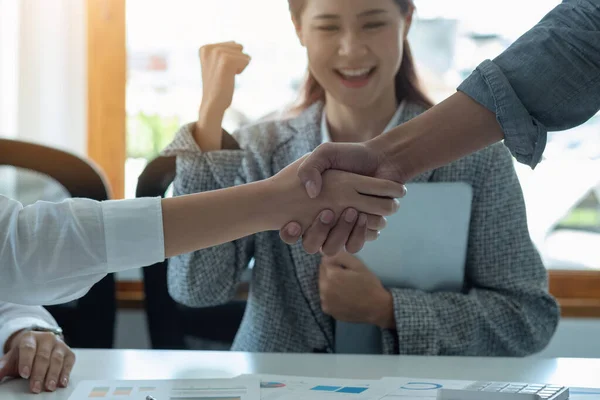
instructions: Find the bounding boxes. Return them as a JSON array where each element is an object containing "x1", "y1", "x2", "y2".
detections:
[{"x1": 288, "y1": 0, "x2": 433, "y2": 114}]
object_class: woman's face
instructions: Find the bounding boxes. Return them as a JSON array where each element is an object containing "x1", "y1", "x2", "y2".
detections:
[{"x1": 294, "y1": 0, "x2": 411, "y2": 109}]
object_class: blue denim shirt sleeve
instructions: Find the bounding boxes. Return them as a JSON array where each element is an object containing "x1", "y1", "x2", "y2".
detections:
[{"x1": 458, "y1": 0, "x2": 600, "y2": 168}]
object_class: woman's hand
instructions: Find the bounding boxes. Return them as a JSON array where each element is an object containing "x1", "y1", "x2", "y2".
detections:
[
  {"x1": 267, "y1": 156, "x2": 402, "y2": 241},
  {"x1": 195, "y1": 41, "x2": 251, "y2": 151},
  {"x1": 319, "y1": 251, "x2": 395, "y2": 329},
  {"x1": 0, "y1": 329, "x2": 75, "y2": 394}
]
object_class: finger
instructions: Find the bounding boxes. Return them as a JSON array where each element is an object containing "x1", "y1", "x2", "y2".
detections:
[
  {"x1": 216, "y1": 47, "x2": 251, "y2": 60},
  {"x1": 351, "y1": 194, "x2": 400, "y2": 217},
  {"x1": 279, "y1": 222, "x2": 303, "y2": 244},
  {"x1": 321, "y1": 208, "x2": 359, "y2": 256},
  {"x1": 366, "y1": 229, "x2": 380, "y2": 241},
  {"x1": 0, "y1": 350, "x2": 19, "y2": 380},
  {"x1": 298, "y1": 142, "x2": 380, "y2": 199},
  {"x1": 297, "y1": 144, "x2": 337, "y2": 198},
  {"x1": 220, "y1": 52, "x2": 252, "y2": 74},
  {"x1": 346, "y1": 213, "x2": 369, "y2": 253},
  {"x1": 301, "y1": 210, "x2": 336, "y2": 254},
  {"x1": 58, "y1": 352, "x2": 75, "y2": 388},
  {"x1": 366, "y1": 214, "x2": 386, "y2": 231},
  {"x1": 30, "y1": 337, "x2": 54, "y2": 394},
  {"x1": 218, "y1": 41, "x2": 244, "y2": 50},
  {"x1": 199, "y1": 41, "x2": 243, "y2": 56},
  {"x1": 353, "y1": 174, "x2": 407, "y2": 198},
  {"x1": 44, "y1": 346, "x2": 66, "y2": 392},
  {"x1": 17, "y1": 333, "x2": 36, "y2": 379}
]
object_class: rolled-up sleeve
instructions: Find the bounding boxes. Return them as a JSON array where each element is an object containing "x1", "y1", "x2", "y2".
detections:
[
  {"x1": 0, "y1": 195, "x2": 165, "y2": 306},
  {"x1": 458, "y1": 0, "x2": 600, "y2": 168}
]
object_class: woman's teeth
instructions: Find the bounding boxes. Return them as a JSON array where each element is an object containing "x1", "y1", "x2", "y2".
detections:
[{"x1": 338, "y1": 68, "x2": 372, "y2": 79}]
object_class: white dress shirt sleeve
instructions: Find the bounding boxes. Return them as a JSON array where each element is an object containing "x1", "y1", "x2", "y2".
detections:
[
  {"x1": 0, "y1": 195, "x2": 165, "y2": 306},
  {"x1": 0, "y1": 302, "x2": 58, "y2": 353}
]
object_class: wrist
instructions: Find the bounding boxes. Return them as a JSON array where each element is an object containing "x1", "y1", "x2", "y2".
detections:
[
  {"x1": 195, "y1": 104, "x2": 227, "y2": 151},
  {"x1": 370, "y1": 289, "x2": 395, "y2": 330},
  {"x1": 366, "y1": 126, "x2": 415, "y2": 184},
  {"x1": 259, "y1": 175, "x2": 309, "y2": 231},
  {"x1": 247, "y1": 179, "x2": 284, "y2": 232},
  {"x1": 198, "y1": 102, "x2": 226, "y2": 124}
]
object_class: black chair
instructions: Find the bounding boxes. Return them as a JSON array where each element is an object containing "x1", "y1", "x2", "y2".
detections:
[
  {"x1": 0, "y1": 138, "x2": 117, "y2": 348},
  {"x1": 136, "y1": 155, "x2": 246, "y2": 350}
]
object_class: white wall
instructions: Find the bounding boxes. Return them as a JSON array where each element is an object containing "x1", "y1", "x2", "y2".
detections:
[{"x1": 0, "y1": 0, "x2": 86, "y2": 156}]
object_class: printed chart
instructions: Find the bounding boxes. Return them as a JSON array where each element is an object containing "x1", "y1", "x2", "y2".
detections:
[{"x1": 69, "y1": 378, "x2": 260, "y2": 400}]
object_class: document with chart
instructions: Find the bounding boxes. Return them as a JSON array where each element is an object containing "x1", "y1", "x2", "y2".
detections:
[
  {"x1": 68, "y1": 377, "x2": 260, "y2": 400},
  {"x1": 236, "y1": 374, "x2": 391, "y2": 400}
]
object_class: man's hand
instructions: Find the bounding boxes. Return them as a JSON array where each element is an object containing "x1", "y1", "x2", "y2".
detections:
[
  {"x1": 267, "y1": 156, "x2": 403, "y2": 248},
  {"x1": 319, "y1": 251, "x2": 395, "y2": 329},
  {"x1": 298, "y1": 141, "x2": 405, "y2": 199},
  {"x1": 279, "y1": 142, "x2": 406, "y2": 255},
  {"x1": 0, "y1": 330, "x2": 75, "y2": 393}
]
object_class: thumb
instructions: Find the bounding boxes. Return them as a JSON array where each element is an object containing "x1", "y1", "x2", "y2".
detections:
[
  {"x1": 297, "y1": 144, "x2": 339, "y2": 199},
  {"x1": 298, "y1": 142, "x2": 381, "y2": 199},
  {"x1": 0, "y1": 350, "x2": 18, "y2": 381}
]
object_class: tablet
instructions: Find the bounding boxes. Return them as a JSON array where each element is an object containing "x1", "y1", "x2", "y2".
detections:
[{"x1": 335, "y1": 182, "x2": 473, "y2": 354}]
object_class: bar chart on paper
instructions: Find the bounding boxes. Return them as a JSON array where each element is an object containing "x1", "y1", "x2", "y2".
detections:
[{"x1": 68, "y1": 378, "x2": 260, "y2": 400}]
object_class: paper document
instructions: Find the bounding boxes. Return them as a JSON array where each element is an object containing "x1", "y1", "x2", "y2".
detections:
[
  {"x1": 237, "y1": 374, "x2": 391, "y2": 400},
  {"x1": 68, "y1": 377, "x2": 260, "y2": 400}
]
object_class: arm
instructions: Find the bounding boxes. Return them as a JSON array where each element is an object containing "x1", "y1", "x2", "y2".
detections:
[
  {"x1": 371, "y1": 0, "x2": 600, "y2": 178},
  {"x1": 380, "y1": 145, "x2": 560, "y2": 356},
  {"x1": 164, "y1": 41, "x2": 260, "y2": 306},
  {"x1": 162, "y1": 121, "x2": 259, "y2": 307},
  {"x1": 0, "y1": 195, "x2": 164, "y2": 306},
  {"x1": 0, "y1": 161, "x2": 404, "y2": 307}
]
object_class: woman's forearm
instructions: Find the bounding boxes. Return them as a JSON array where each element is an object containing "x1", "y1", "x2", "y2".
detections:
[
  {"x1": 161, "y1": 180, "x2": 275, "y2": 258},
  {"x1": 193, "y1": 105, "x2": 226, "y2": 151},
  {"x1": 370, "y1": 92, "x2": 505, "y2": 182}
]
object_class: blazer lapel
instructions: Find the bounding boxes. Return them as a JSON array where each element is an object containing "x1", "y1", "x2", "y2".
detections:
[{"x1": 272, "y1": 103, "x2": 336, "y2": 349}]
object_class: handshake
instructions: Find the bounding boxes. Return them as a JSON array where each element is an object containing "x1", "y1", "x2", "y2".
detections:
[{"x1": 268, "y1": 141, "x2": 406, "y2": 256}]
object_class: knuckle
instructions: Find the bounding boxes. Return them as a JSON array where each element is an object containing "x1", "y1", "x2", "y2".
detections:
[
  {"x1": 51, "y1": 352, "x2": 65, "y2": 363},
  {"x1": 199, "y1": 45, "x2": 210, "y2": 58},
  {"x1": 18, "y1": 341, "x2": 35, "y2": 352},
  {"x1": 36, "y1": 351, "x2": 51, "y2": 363}
]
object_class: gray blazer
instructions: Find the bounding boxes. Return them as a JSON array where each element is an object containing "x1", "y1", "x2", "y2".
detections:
[{"x1": 162, "y1": 101, "x2": 559, "y2": 356}]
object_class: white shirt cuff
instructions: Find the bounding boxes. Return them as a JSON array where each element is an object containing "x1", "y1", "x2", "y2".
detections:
[
  {"x1": 101, "y1": 197, "x2": 165, "y2": 273},
  {"x1": 0, "y1": 317, "x2": 55, "y2": 353}
]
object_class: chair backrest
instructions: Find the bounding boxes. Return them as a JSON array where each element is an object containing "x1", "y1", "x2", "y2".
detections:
[
  {"x1": 0, "y1": 138, "x2": 116, "y2": 348},
  {"x1": 136, "y1": 155, "x2": 245, "y2": 350}
]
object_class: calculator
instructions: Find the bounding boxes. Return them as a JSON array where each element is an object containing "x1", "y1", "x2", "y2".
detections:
[{"x1": 436, "y1": 381, "x2": 570, "y2": 400}]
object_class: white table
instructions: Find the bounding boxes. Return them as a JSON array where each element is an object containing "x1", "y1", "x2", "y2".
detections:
[{"x1": 2, "y1": 350, "x2": 600, "y2": 399}]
